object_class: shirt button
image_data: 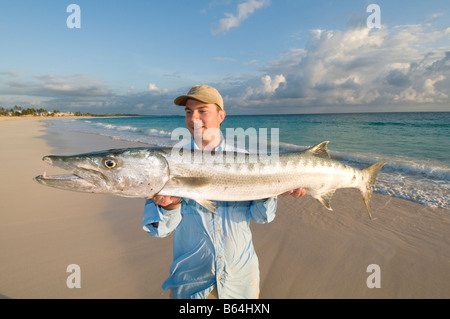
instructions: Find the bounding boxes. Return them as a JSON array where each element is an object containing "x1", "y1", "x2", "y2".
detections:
[
  {"x1": 217, "y1": 230, "x2": 221, "y2": 234},
  {"x1": 218, "y1": 255, "x2": 222, "y2": 259}
]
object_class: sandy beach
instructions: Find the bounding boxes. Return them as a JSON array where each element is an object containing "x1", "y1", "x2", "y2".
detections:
[{"x1": 0, "y1": 118, "x2": 449, "y2": 299}]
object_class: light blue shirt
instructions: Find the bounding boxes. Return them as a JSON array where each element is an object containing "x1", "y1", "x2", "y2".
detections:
[{"x1": 142, "y1": 138, "x2": 277, "y2": 299}]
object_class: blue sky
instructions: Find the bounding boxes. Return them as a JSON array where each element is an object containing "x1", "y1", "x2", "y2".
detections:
[{"x1": 0, "y1": 0, "x2": 449, "y2": 115}]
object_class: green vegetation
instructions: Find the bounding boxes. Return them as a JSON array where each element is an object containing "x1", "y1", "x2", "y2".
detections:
[{"x1": 0, "y1": 106, "x2": 138, "y2": 117}]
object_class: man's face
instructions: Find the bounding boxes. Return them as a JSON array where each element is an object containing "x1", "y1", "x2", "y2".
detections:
[{"x1": 184, "y1": 99, "x2": 225, "y2": 145}]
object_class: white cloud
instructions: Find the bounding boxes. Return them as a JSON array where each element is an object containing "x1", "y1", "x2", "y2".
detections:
[
  {"x1": 241, "y1": 74, "x2": 285, "y2": 102},
  {"x1": 224, "y1": 22, "x2": 450, "y2": 112},
  {"x1": 127, "y1": 85, "x2": 136, "y2": 95},
  {"x1": 212, "y1": 0, "x2": 270, "y2": 35},
  {"x1": 423, "y1": 75, "x2": 445, "y2": 95},
  {"x1": 1, "y1": 73, "x2": 111, "y2": 99},
  {"x1": 213, "y1": 56, "x2": 236, "y2": 62},
  {"x1": 2, "y1": 20, "x2": 449, "y2": 115},
  {"x1": 146, "y1": 83, "x2": 171, "y2": 94},
  {"x1": 147, "y1": 83, "x2": 160, "y2": 92},
  {"x1": 0, "y1": 72, "x2": 113, "y2": 110},
  {"x1": 261, "y1": 74, "x2": 286, "y2": 94}
]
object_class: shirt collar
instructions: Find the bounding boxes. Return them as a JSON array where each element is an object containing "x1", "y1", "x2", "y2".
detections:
[{"x1": 190, "y1": 134, "x2": 226, "y2": 151}]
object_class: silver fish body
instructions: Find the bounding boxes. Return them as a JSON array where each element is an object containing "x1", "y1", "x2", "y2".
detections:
[{"x1": 34, "y1": 141, "x2": 386, "y2": 219}]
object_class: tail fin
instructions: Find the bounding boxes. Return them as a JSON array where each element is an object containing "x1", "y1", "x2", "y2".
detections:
[{"x1": 360, "y1": 161, "x2": 387, "y2": 220}]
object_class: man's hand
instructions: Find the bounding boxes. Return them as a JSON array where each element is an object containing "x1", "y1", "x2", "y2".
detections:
[
  {"x1": 281, "y1": 188, "x2": 306, "y2": 198},
  {"x1": 146, "y1": 195, "x2": 182, "y2": 210}
]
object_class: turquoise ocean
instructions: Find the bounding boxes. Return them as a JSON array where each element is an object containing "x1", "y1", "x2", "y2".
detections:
[{"x1": 46, "y1": 112, "x2": 450, "y2": 209}]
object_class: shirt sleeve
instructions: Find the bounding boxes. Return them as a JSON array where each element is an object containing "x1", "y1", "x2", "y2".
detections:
[
  {"x1": 249, "y1": 196, "x2": 277, "y2": 224},
  {"x1": 142, "y1": 199, "x2": 182, "y2": 238}
]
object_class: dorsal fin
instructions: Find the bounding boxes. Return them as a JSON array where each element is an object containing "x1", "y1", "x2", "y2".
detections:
[{"x1": 304, "y1": 141, "x2": 330, "y2": 158}]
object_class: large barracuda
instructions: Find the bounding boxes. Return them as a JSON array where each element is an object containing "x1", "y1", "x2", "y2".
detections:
[{"x1": 34, "y1": 141, "x2": 386, "y2": 219}]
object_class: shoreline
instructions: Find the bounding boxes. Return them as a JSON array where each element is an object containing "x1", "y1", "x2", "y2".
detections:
[
  {"x1": 0, "y1": 115, "x2": 138, "y2": 122},
  {"x1": 0, "y1": 118, "x2": 449, "y2": 298}
]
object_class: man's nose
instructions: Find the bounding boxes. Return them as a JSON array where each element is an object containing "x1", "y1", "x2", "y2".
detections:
[{"x1": 190, "y1": 111, "x2": 200, "y2": 120}]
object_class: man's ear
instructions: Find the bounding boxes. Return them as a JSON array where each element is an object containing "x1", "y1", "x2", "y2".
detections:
[{"x1": 219, "y1": 110, "x2": 226, "y2": 124}]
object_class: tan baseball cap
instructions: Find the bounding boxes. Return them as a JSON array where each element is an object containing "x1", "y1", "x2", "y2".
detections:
[{"x1": 174, "y1": 85, "x2": 224, "y2": 110}]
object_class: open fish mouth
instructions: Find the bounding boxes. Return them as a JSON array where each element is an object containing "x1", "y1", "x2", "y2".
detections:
[
  {"x1": 33, "y1": 155, "x2": 106, "y2": 192},
  {"x1": 34, "y1": 172, "x2": 97, "y2": 190},
  {"x1": 35, "y1": 171, "x2": 86, "y2": 182},
  {"x1": 39, "y1": 172, "x2": 82, "y2": 180}
]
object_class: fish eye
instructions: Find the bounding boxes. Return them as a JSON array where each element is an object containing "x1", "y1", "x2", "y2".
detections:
[{"x1": 103, "y1": 158, "x2": 117, "y2": 169}]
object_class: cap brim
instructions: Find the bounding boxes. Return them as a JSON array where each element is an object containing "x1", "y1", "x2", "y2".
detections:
[
  {"x1": 174, "y1": 95, "x2": 220, "y2": 108},
  {"x1": 174, "y1": 95, "x2": 193, "y2": 106}
]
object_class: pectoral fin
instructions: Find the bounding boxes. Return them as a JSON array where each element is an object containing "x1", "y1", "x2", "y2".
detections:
[
  {"x1": 171, "y1": 176, "x2": 211, "y2": 188},
  {"x1": 196, "y1": 199, "x2": 217, "y2": 213},
  {"x1": 169, "y1": 176, "x2": 215, "y2": 212}
]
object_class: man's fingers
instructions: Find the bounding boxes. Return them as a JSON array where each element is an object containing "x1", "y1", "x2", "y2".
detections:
[
  {"x1": 291, "y1": 188, "x2": 306, "y2": 198},
  {"x1": 280, "y1": 188, "x2": 306, "y2": 198}
]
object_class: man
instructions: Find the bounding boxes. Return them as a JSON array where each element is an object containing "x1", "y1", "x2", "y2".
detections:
[{"x1": 143, "y1": 85, "x2": 305, "y2": 299}]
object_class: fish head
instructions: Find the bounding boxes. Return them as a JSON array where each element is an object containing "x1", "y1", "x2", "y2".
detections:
[{"x1": 34, "y1": 148, "x2": 170, "y2": 198}]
